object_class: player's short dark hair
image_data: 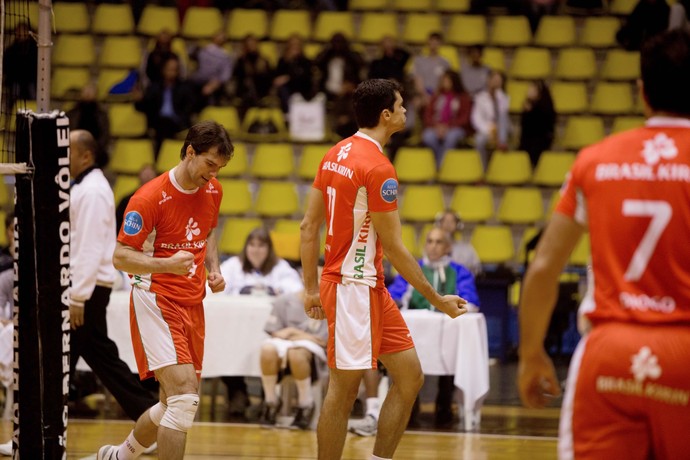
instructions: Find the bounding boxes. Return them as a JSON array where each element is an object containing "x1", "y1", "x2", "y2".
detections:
[
  {"x1": 180, "y1": 120, "x2": 234, "y2": 160},
  {"x1": 641, "y1": 29, "x2": 690, "y2": 117},
  {"x1": 353, "y1": 79, "x2": 402, "y2": 129}
]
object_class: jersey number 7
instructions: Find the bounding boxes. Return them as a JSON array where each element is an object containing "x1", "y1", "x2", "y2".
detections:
[{"x1": 622, "y1": 199, "x2": 672, "y2": 282}]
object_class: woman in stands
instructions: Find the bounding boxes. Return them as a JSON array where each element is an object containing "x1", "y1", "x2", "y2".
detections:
[{"x1": 518, "y1": 79, "x2": 556, "y2": 167}]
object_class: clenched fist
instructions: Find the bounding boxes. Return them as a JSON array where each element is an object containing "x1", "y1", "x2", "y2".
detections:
[
  {"x1": 168, "y1": 250, "x2": 195, "y2": 275},
  {"x1": 433, "y1": 295, "x2": 468, "y2": 319}
]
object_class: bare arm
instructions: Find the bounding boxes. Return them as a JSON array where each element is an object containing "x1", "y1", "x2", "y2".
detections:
[
  {"x1": 300, "y1": 188, "x2": 326, "y2": 319},
  {"x1": 518, "y1": 213, "x2": 585, "y2": 408},
  {"x1": 369, "y1": 210, "x2": 467, "y2": 318},
  {"x1": 205, "y1": 228, "x2": 226, "y2": 293},
  {"x1": 112, "y1": 241, "x2": 194, "y2": 276}
]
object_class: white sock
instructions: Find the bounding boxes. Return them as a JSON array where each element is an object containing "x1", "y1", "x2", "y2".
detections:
[
  {"x1": 261, "y1": 374, "x2": 279, "y2": 404},
  {"x1": 365, "y1": 397, "x2": 381, "y2": 419},
  {"x1": 295, "y1": 377, "x2": 314, "y2": 408},
  {"x1": 371, "y1": 455, "x2": 391, "y2": 460},
  {"x1": 116, "y1": 431, "x2": 145, "y2": 460}
]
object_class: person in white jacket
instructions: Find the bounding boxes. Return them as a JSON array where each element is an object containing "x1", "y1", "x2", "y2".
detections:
[
  {"x1": 471, "y1": 69, "x2": 511, "y2": 169},
  {"x1": 69, "y1": 130, "x2": 157, "y2": 422}
]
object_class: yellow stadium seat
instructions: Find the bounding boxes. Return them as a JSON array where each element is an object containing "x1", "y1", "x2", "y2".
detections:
[
  {"x1": 181, "y1": 7, "x2": 223, "y2": 40},
  {"x1": 51, "y1": 67, "x2": 90, "y2": 100},
  {"x1": 218, "y1": 143, "x2": 248, "y2": 178},
  {"x1": 486, "y1": 150, "x2": 532, "y2": 185},
  {"x1": 5, "y1": 2, "x2": 38, "y2": 27},
  {"x1": 198, "y1": 106, "x2": 241, "y2": 138},
  {"x1": 53, "y1": 2, "x2": 89, "y2": 33},
  {"x1": 611, "y1": 116, "x2": 645, "y2": 134},
  {"x1": 438, "y1": 149, "x2": 484, "y2": 184},
  {"x1": 0, "y1": 212, "x2": 5, "y2": 246},
  {"x1": 483, "y1": 47, "x2": 505, "y2": 72},
  {"x1": 298, "y1": 144, "x2": 329, "y2": 181},
  {"x1": 112, "y1": 176, "x2": 141, "y2": 207},
  {"x1": 580, "y1": 17, "x2": 620, "y2": 48},
  {"x1": 250, "y1": 143, "x2": 295, "y2": 179},
  {"x1": 394, "y1": 147, "x2": 436, "y2": 183},
  {"x1": 100, "y1": 36, "x2": 143, "y2": 68},
  {"x1": 610, "y1": 0, "x2": 637, "y2": 15},
  {"x1": 270, "y1": 230, "x2": 301, "y2": 261},
  {"x1": 534, "y1": 16, "x2": 576, "y2": 48},
  {"x1": 399, "y1": 185, "x2": 445, "y2": 222},
  {"x1": 517, "y1": 226, "x2": 541, "y2": 264},
  {"x1": 256, "y1": 41, "x2": 279, "y2": 67},
  {"x1": 313, "y1": 11, "x2": 354, "y2": 42},
  {"x1": 53, "y1": 35, "x2": 95, "y2": 67},
  {"x1": 96, "y1": 69, "x2": 136, "y2": 100},
  {"x1": 532, "y1": 151, "x2": 576, "y2": 187},
  {"x1": 350, "y1": 0, "x2": 388, "y2": 9},
  {"x1": 509, "y1": 47, "x2": 551, "y2": 80},
  {"x1": 554, "y1": 48, "x2": 597, "y2": 81},
  {"x1": 506, "y1": 79, "x2": 530, "y2": 113},
  {"x1": 436, "y1": 45, "x2": 460, "y2": 71},
  {"x1": 436, "y1": 0, "x2": 471, "y2": 12},
  {"x1": 560, "y1": 116, "x2": 605, "y2": 150},
  {"x1": 92, "y1": 3, "x2": 135, "y2": 35},
  {"x1": 138, "y1": 5, "x2": 180, "y2": 36},
  {"x1": 497, "y1": 187, "x2": 544, "y2": 224},
  {"x1": 391, "y1": 0, "x2": 432, "y2": 10},
  {"x1": 270, "y1": 10, "x2": 311, "y2": 41},
  {"x1": 401, "y1": 224, "x2": 420, "y2": 258},
  {"x1": 470, "y1": 225, "x2": 514, "y2": 264},
  {"x1": 600, "y1": 50, "x2": 640, "y2": 81},
  {"x1": 274, "y1": 219, "x2": 302, "y2": 234},
  {"x1": 569, "y1": 233, "x2": 590, "y2": 266},
  {"x1": 109, "y1": 103, "x2": 148, "y2": 138},
  {"x1": 242, "y1": 108, "x2": 287, "y2": 142},
  {"x1": 218, "y1": 179, "x2": 253, "y2": 216},
  {"x1": 447, "y1": 15, "x2": 487, "y2": 46},
  {"x1": 403, "y1": 13, "x2": 443, "y2": 45},
  {"x1": 449, "y1": 186, "x2": 494, "y2": 223},
  {"x1": 226, "y1": 9, "x2": 268, "y2": 41},
  {"x1": 551, "y1": 81, "x2": 588, "y2": 115},
  {"x1": 0, "y1": 184, "x2": 13, "y2": 209},
  {"x1": 254, "y1": 181, "x2": 300, "y2": 217},
  {"x1": 358, "y1": 12, "x2": 399, "y2": 43},
  {"x1": 219, "y1": 218, "x2": 263, "y2": 255},
  {"x1": 110, "y1": 139, "x2": 155, "y2": 175},
  {"x1": 590, "y1": 82, "x2": 634, "y2": 115},
  {"x1": 490, "y1": 16, "x2": 531, "y2": 47},
  {"x1": 156, "y1": 139, "x2": 182, "y2": 173}
]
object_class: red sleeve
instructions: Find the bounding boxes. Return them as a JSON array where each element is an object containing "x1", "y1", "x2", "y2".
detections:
[
  {"x1": 366, "y1": 162, "x2": 399, "y2": 213},
  {"x1": 118, "y1": 192, "x2": 158, "y2": 250}
]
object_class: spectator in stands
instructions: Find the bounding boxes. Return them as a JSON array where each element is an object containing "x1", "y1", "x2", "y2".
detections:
[
  {"x1": 273, "y1": 34, "x2": 315, "y2": 114},
  {"x1": 258, "y1": 291, "x2": 328, "y2": 430},
  {"x1": 519, "y1": 80, "x2": 556, "y2": 167},
  {"x1": 115, "y1": 164, "x2": 157, "y2": 233},
  {"x1": 421, "y1": 70, "x2": 473, "y2": 168},
  {"x1": 460, "y1": 45, "x2": 492, "y2": 98},
  {"x1": 144, "y1": 29, "x2": 184, "y2": 86},
  {"x1": 2, "y1": 22, "x2": 37, "y2": 117},
  {"x1": 388, "y1": 228, "x2": 479, "y2": 428},
  {"x1": 471, "y1": 69, "x2": 511, "y2": 169},
  {"x1": 331, "y1": 79, "x2": 358, "y2": 139},
  {"x1": 135, "y1": 54, "x2": 198, "y2": 157},
  {"x1": 219, "y1": 227, "x2": 303, "y2": 418},
  {"x1": 435, "y1": 210, "x2": 482, "y2": 276},
  {"x1": 616, "y1": 0, "x2": 671, "y2": 50},
  {"x1": 410, "y1": 32, "x2": 450, "y2": 108},
  {"x1": 190, "y1": 31, "x2": 234, "y2": 107},
  {"x1": 368, "y1": 35, "x2": 411, "y2": 84},
  {"x1": 314, "y1": 32, "x2": 365, "y2": 100},
  {"x1": 233, "y1": 34, "x2": 274, "y2": 116},
  {"x1": 525, "y1": 0, "x2": 560, "y2": 33},
  {"x1": 67, "y1": 82, "x2": 111, "y2": 166}
]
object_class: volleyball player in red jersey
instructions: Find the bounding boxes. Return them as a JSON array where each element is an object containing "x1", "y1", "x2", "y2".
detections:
[
  {"x1": 97, "y1": 121, "x2": 233, "y2": 460},
  {"x1": 300, "y1": 79, "x2": 468, "y2": 460},
  {"x1": 518, "y1": 30, "x2": 690, "y2": 459}
]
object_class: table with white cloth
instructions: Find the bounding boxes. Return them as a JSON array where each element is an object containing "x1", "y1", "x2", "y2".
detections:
[{"x1": 402, "y1": 310, "x2": 490, "y2": 431}]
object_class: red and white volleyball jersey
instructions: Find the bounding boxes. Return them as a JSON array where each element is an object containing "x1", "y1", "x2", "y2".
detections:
[
  {"x1": 557, "y1": 117, "x2": 690, "y2": 325},
  {"x1": 118, "y1": 168, "x2": 222, "y2": 305},
  {"x1": 313, "y1": 132, "x2": 399, "y2": 289}
]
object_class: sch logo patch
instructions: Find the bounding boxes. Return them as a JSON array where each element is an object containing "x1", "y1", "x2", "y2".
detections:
[
  {"x1": 380, "y1": 178, "x2": 398, "y2": 203},
  {"x1": 123, "y1": 211, "x2": 143, "y2": 236}
]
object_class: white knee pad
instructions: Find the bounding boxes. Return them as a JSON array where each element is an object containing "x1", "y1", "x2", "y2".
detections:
[
  {"x1": 148, "y1": 402, "x2": 167, "y2": 427},
  {"x1": 160, "y1": 394, "x2": 199, "y2": 433}
]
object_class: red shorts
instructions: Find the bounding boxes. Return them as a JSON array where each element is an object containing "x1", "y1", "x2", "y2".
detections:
[
  {"x1": 560, "y1": 322, "x2": 690, "y2": 460},
  {"x1": 320, "y1": 280, "x2": 414, "y2": 370},
  {"x1": 130, "y1": 287, "x2": 205, "y2": 380}
]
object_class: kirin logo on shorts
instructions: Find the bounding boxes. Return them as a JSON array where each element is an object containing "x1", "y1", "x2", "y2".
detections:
[
  {"x1": 123, "y1": 211, "x2": 143, "y2": 236},
  {"x1": 185, "y1": 217, "x2": 201, "y2": 241},
  {"x1": 630, "y1": 346, "x2": 661, "y2": 382},
  {"x1": 380, "y1": 178, "x2": 398, "y2": 203}
]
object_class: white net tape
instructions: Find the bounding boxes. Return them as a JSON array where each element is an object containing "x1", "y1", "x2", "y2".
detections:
[{"x1": 0, "y1": 162, "x2": 30, "y2": 174}]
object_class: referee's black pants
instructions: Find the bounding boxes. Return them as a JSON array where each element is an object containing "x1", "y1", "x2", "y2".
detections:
[{"x1": 70, "y1": 285, "x2": 158, "y2": 421}]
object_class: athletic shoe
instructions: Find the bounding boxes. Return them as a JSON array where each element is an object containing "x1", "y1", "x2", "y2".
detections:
[
  {"x1": 142, "y1": 441, "x2": 157, "y2": 454},
  {"x1": 348, "y1": 414, "x2": 377, "y2": 436},
  {"x1": 96, "y1": 445, "x2": 117, "y2": 460},
  {"x1": 0, "y1": 441, "x2": 12, "y2": 456},
  {"x1": 290, "y1": 404, "x2": 315, "y2": 430},
  {"x1": 259, "y1": 401, "x2": 281, "y2": 427}
]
